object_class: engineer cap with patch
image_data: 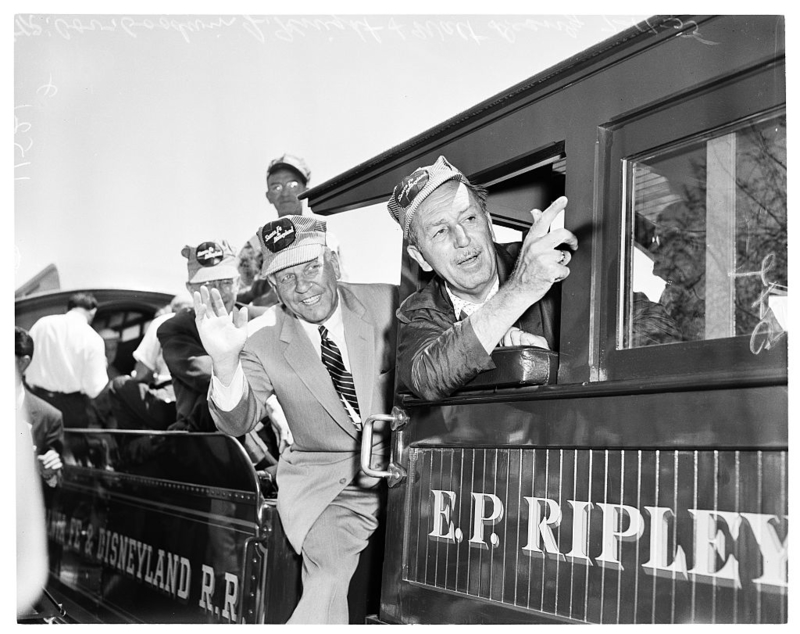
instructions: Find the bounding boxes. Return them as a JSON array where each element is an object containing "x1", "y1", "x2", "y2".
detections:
[
  {"x1": 267, "y1": 153, "x2": 311, "y2": 184},
  {"x1": 387, "y1": 155, "x2": 471, "y2": 239},
  {"x1": 182, "y1": 240, "x2": 239, "y2": 284},
  {"x1": 257, "y1": 215, "x2": 328, "y2": 276}
]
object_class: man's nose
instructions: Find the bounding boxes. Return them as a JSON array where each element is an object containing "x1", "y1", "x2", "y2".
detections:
[
  {"x1": 453, "y1": 225, "x2": 470, "y2": 248},
  {"x1": 295, "y1": 276, "x2": 311, "y2": 293}
]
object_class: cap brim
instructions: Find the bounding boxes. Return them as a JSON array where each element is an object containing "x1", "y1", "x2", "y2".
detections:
[
  {"x1": 402, "y1": 172, "x2": 468, "y2": 237},
  {"x1": 268, "y1": 162, "x2": 308, "y2": 182},
  {"x1": 264, "y1": 243, "x2": 324, "y2": 276},
  {"x1": 189, "y1": 265, "x2": 240, "y2": 284}
]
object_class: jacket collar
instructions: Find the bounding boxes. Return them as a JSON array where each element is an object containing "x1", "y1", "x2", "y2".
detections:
[
  {"x1": 398, "y1": 242, "x2": 517, "y2": 318},
  {"x1": 278, "y1": 283, "x2": 374, "y2": 437}
]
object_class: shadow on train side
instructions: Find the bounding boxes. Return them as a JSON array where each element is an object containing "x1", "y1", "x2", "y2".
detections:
[{"x1": 15, "y1": 289, "x2": 381, "y2": 623}]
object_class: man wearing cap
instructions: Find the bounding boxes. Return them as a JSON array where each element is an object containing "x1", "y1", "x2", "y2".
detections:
[
  {"x1": 239, "y1": 154, "x2": 346, "y2": 309},
  {"x1": 388, "y1": 155, "x2": 578, "y2": 401},
  {"x1": 157, "y1": 240, "x2": 287, "y2": 463},
  {"x1": 157, "y1": 240, "x2": 243, "y2": 432},
  {"x1": 196, "y1": 215, "x2": 397, "y2": 624},
  {"x1": 236, "y1": 153, "x2": 313, "y2": 309},
  {"x1": 266, "y1": 153, "x2": 312, "y2": 217}
]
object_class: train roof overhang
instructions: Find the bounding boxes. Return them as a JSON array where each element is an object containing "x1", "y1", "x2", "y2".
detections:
[{"x1": 302, "y1": 14, "x2": 688, "y2": 215}]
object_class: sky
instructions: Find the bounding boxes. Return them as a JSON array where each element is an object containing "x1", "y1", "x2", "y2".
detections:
[{"x1": 11, "y1": 2, "x2": 660, "y2": 296}]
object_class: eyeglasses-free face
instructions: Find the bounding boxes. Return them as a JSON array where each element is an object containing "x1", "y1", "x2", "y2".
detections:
[{"x1": 270, "y1": 252, "x2": 340, "y2": 324}]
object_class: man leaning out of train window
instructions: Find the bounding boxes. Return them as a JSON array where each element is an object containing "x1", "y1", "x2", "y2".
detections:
[{"x1": 387, "y1": 156, "x2": 577, "y2": 401}]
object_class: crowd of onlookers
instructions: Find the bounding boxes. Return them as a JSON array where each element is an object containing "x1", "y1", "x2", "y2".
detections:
[{"x1": 15, "y1": 154, "x2": 318, "y2": 486}]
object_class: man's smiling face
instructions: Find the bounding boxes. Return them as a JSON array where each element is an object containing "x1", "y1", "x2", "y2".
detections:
[
  {"x1": 270, "y1": 249, "x2": 340, "y2": 323},
  {"x1": 407, "y1": 181, "x2": 498, "y2": 304}
]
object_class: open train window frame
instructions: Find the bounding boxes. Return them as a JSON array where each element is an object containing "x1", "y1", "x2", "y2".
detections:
[{"x1": 597, "y1": 60, "x2": 786, "y2": 385}]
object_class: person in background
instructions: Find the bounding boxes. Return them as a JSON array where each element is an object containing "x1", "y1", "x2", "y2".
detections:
[
  {"x1": 241, "y1": 153, "x2": 347, "y2": 309},
  {"x1": 97, "y1": 328, "x2": 123, "y2": 380},
  {"x1": 15, "y1": 326, "x2": 64, "y2": 491},
  {"x1": 24, "y1": 292, "x2": 109, "y2": 428},
  {"x1": 645, "y1": 200, "x2": 708, "y2": 342},
  {"x1": 198, "y1": 215, "x2": 397, "y2": 624},
  {"x1": 239, "y1": 154, "x2": 316, "y2": 308},
  {"x1": 265, "y1": 153, "x2": 311, "y2": 217},
  {"x1": 108, "y1": 293, "x2": 193, "y2": 430},
  {"x1": 157, "y1": 241, "x2": 242, "y2": 433},
  {"x1": 235, "y1": 238, "x2": 266, "y2": 300},
  {"x1": 90, "y1": 327, "x2": 125, "y2": 431},
  {"x1": 387, "y1": 156, "x2": 577, "y2": 400},
  {"x1": 16, "y1": 383, "x2": 48, "y2": 619},
  {"x1": 157, "y1": 240, "x2": 288, "y2": 466},
  {"x1": 265, "y1": 153, "x2": 312, "y2": 217}
]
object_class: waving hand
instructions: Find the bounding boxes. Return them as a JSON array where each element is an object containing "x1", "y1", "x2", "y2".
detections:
[{"x1": 193, "y1": 286, "x2": 249, "y2": 384}]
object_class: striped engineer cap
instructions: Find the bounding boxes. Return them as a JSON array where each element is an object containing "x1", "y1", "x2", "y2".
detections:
[
  {"x1": 387, "y1": 155, "x2": 471, "y2": 239},
  {"x1": 257, "y1": 215, "x2": 328, "y2": 276}
]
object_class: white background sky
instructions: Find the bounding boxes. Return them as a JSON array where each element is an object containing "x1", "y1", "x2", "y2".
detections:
[
  {"x1": 6, "y1": 5, "x2": 798, "y2": 624},
  {"x1": 12, "y1": 2, "x2": 661, "y2": 296}
]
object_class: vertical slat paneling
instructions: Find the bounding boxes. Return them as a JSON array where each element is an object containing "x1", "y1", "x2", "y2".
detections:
[{"x1": 402, "y1": 447, "x2": 786, "y2": 624}]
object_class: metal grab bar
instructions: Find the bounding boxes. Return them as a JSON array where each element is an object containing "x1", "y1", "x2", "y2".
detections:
[{"x1": 360, "y1": 406, "x2": 409, "y2": 486}]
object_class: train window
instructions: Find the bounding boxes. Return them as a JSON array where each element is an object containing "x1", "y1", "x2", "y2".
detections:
[
  {"x1": 622, "y1": 112, "x2": 787, "y2": 349},
  {"x1": 121, "y1": 324, "x2": 143, "y2": 342},
  {"x1": 484, "y1": 156, "x2": 567, "y2": 232},
  {"x1": 599, "y1": 59, "x2": 786, "y2": 383}
]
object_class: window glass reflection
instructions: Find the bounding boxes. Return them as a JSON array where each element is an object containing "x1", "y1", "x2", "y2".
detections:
[{"x1": 625, "y1": 112, "x2": 787, "y2": 350}]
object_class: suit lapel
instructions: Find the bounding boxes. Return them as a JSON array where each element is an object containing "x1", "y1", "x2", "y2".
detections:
[
  {"x1": 341, "y1": 286, "x2": 375, "y2": 419},
  {"x1": 279, "y1": 307, "x2": 359, "y2": 438}
]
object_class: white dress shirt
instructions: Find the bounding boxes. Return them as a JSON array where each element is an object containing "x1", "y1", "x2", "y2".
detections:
[
  {"x1": 133, "y1": 312, "x2": 175, "y2": 384},
  {"x1": 25, "y1": 309, "x2": 109, "y2": 398}
]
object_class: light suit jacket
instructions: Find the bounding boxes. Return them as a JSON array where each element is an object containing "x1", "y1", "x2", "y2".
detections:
[{"x1": 209, "y1": 282, "x2": 398, "y2": 552}]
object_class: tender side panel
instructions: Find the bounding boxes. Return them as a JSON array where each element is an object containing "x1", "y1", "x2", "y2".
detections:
[{"x1": 404, "y1": 446, "x2": 787, "y2": 624}]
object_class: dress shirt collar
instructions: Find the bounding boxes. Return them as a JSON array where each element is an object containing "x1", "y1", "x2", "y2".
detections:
[
  {"x1": 66, "y1": 308, "x2": 92, "y2": 324},
  {"x1": 446, "y1": 276, "x2": 500, "y2": 321}
]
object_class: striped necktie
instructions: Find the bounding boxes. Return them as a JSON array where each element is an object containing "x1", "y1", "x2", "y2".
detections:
[{"x1": 318, "y1": 326, "x2": 361, "y2": 426}]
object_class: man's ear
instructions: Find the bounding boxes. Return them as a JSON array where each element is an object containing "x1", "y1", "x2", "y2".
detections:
[
  {"x1": 485, "y1": 210, "x2": 496, "y2": 241},
  {"x1": 407, "y1": 244, "x2": 433, "y2": 272},
  {"x1": 330, "y1": 251, "x2": 342, "y2": 280},
  {"x1": 17, "y1": 355, "x2": 32, "y2": 375}
]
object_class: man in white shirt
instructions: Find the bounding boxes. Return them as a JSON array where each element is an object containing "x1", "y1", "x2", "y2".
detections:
[
  {"x1": 25, "y1": 292, "x2": 109, "y2": 428},
  {"x1": 195, "y1": 215, "x2": 397, "y2": 624}
]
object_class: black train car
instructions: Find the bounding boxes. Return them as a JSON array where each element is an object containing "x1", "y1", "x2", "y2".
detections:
[
  {"x1": 15, "y1": 289, "x2": 304, "y2": 624},
  {"x1": 304, "y1": 15, "x2": 788, "y2": 624}
]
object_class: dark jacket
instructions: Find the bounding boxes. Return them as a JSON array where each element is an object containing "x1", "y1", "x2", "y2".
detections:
[
  {"x1": 156, "y1": 308, "x2": 216, "y2": 432},
  {"x1": 396, "y1": 242, "x2": 557, "y2": 400},
  {"x1": 26, "y1": 389, "x2": 65, "y2": 456}
]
